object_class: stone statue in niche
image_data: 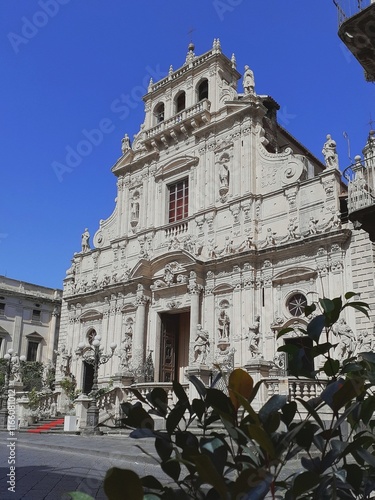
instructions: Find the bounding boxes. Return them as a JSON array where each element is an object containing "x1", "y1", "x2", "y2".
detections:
[
  {"x1": 243, "y1": 65, "x2": 255, "y2": 95},
  {"x1": 322, "y1": 134, "x2": 339, "y2": 169},
  {"x1": 119, "y1": 322, "x2": 133, "y2": 370},
  {"x1": 130, "y1": 191, "x2": 140, "y2": 231},
  {"x1": 308, "y1": 216, "x2": 319, "y2": 235},
  {"x1": 247, "y1": 316, "x2": 262, "y2": 357},
  {"x1": 218, "y1": 310, "x2": 230, "y2": 341},
  {"x1": 219, "y1": 163, "x2": 229, "y2": 188},
  {"x1": 81, "y1": 228, "x2": 90, "y2": 253},
  {"x1": 193, "y1": 325, "x2": 210, "y2": 364},
  {"x1": 217, "y1": 154, "x2": 230, "y2": 201}
]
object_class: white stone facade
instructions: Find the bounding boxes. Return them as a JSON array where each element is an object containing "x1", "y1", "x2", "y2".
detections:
[
  {"x1": 57, "y1": 41, "x2": 375, "y2": 401},
  {"x1": 0, "y1": 276, "x2": 62, "y2": 364}
]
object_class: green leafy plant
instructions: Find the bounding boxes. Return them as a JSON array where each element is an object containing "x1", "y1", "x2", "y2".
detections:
[
  {"x1": 60, "y1": 376, "x2": 78, "y2": 401},
  {"x1": 21, "y1": 361, "x2": 43, "y2": 391},
  {"x1": 27, "y1": 387, "x2": 41, "y2": 411},
  {"x1": 71, "y1": 293, "x2": 375, "y2": 499}
]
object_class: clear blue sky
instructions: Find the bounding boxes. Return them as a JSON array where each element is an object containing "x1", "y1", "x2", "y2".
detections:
[{"x1": 0, "y1": 0, "x2": 374, "y2": 290}]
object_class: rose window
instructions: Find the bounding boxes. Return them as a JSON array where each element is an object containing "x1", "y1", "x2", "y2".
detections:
[{"x1": 287, "y1": 293, "x2": 307, "y2": 317}]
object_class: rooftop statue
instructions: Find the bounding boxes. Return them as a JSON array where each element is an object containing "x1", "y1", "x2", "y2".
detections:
[{"x1": 322, "y1": 134, "x2": 339, "y2": 169}]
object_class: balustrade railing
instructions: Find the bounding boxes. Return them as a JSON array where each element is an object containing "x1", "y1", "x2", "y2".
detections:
[
  {"x1": 125, "y1": 382, "x2": 189, "y2": 408},
  {"x1": 333, "y1": 0, "x2": 374, "y2": 25},
  {"x1": 146, "y1": 100, "x2": 211, "y2": 140},
  {"x1": 343, "y1": 155, "x2": 375, "y2": 214},
  {"x1": 165, "y1": 220, "x2": 189, "y2": 239},
  {"x1": 263, "y1": 378, "x2": 325, "y2": 403}
]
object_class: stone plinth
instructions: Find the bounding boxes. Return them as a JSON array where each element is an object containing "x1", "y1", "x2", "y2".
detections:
[
  {"x1": 244, "y1": 359, "x2": 272, "y2": 382},
  {"x1": 74, "y1": 394, "x2": 91, "y2": 432},
  {"x1": 186, "y1": 365, "x2": 212, "y2": 401},
  {"x1": 113, "y1": 373, "x2": 133, "y2": 387}
]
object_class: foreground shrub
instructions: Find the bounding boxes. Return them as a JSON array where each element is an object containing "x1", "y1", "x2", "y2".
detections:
[{"x1": 70, "y1": 293, "x2": 375, "y2": 499}]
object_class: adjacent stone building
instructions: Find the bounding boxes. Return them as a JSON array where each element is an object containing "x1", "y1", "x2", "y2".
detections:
[
  {"x1": 0, "y1": 276, "x2": 62, "y2": 364},
  {"x1": 56, "y1": 41, "x2": 375, "y2": 407}
]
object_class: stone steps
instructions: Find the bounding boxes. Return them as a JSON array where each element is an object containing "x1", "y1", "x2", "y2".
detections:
[{"x1": 22, "y1": 416, "x2": 65, "y2": 433}]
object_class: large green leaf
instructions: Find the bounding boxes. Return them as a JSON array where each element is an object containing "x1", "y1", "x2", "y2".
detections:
[
  {"x1": 228, "y1": 369, "x2": 254, "y2": 412},
  {"x1": 192, "y1": 398, "x2": 206, "y2": 421},
  {"x1": 292, "y1": 471, "x2": 320, "y2": 496},
  {"x1": 190, "y1": 453, "x2": 228, "y2": 499},
  {"x1": 342, "y1": 301, "x2": 370, "y2": 318},
  {"x1": 147, "y1": 387, "x2": 168, "y2": 417},
  {"x1": 166, "y1": 404, "x2": 186, "y2": 435},
  {"x1": 206, "y1": 388, "x2": 235, "y2": 423},
  {"x1": 155, "y1": 436, "x2": 173, "y2": 461},
  {"x1": 323, "y1": 359, "x2": 340, "y2": 377},
  {"x1": 232, "y1": 469, "x2": 273, "y2": 500},
  {"x1": 172, "y1": 380, "x2": 190, "y2": 407},
  {"x1": 281, "y1": 401, "x2": 297, "y2": 426},
  {"x1": 306, "y1": 314, "x2": 325, "y2": 343},
  {"x1": 258, "y1": 395, "x2": 287, "y2": 423},
  {"x1": 104, "y1": 468, "x2": 143, "y2": 500},
  {"x1": 141, "y1": 475, "x2": 164, "y2": 490},
  {"x1": 246, "y1": 424, "x2": 275, "y2": 458},
  {"x1": 200, "y1": 437, "x2": 227, "y2": 476},
  {"x1": 189, "y1": 374, "x2": 207, "y2": 398},
  {"x1": 295, "y1": 422, "x2": 319, "y2": 450},
  {"x1": 161, "y1": 459, "x2": 181, "y2": 481},
  {"x1": 332, "y1": 377, "x2": 365, "y2": 412},
  {"x1": 124, "y1": 404, "x2": 154, "y2": 429},
  {"x1": 277, "y1": 327, "x2": 295, "y2": 339},
  {"x1": 343, "y1": 464, "x2": 363, "y2": 491}
]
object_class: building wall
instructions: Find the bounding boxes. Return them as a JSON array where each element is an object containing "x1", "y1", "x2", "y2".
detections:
[
  {"x1": 0, "y1": 276, "x2": 62, "y2": 364},
  {"x1": 57, "y1": 42, "x2": 375, "y2": 396}
]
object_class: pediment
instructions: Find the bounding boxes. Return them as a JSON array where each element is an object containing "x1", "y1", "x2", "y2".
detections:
[
  {"x1": 26, "y1": 331, "x2": 43, "y2": 340},
  {"x1": 155, "y1": 156, "x2": 199, "y2": 180},
  {"x1": 213, "y1": 283, "x2": 234, "y2": 294},
  {"x1": 79, "y1": 309, "x2": 103, "y2": 322},
  {"x1": 273, "y1": 267, "x2": 316, "y2": 285},
  {"x1": 149, "y1": 251, "x2": 197, "y2": 277},
  {"x1": 0, "y1": 325, "x2": 9, "y2": 336}
]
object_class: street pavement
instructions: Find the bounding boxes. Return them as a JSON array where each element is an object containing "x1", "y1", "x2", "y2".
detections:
[
  {"x1": 0, "y1": 431, "x2": 168, "y2": 500},
  {"x1": 0, "y1": 431, "x2": 302, "y2": 499}
]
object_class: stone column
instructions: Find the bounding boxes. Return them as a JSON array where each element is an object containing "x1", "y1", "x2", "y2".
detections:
[
  {"x1": 133, "y1": 285, "x2": 149, "y2": 374},
  {"x1": 47, "y1": 306, "x2": 59, "y2": 363}
]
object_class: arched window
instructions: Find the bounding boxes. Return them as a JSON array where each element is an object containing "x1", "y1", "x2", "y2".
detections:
[
  {"x1": 175, "y1": 92, "x2": 186, "y2": 113},
  {"x1": 154, "y1": 103, "x2": 165, "y2": 124},
  {"x1": 197, "y1": 79, "x2": 208, "y2": 101}
]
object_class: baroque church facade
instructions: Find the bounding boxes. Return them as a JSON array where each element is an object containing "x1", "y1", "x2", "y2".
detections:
[{"x1": 56, "y1": 41, "x2": 375, "y2": 407}]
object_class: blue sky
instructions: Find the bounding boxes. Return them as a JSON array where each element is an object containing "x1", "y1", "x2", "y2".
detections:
[{"x1": 0, "y1": 0, "x2": 374, "y2": 290}]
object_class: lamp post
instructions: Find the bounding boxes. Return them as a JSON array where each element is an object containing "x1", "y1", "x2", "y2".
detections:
[
  {"x1": 76, "y1": 335, "x2": 116, "y2": 435},
  {"x1": 0, "y1": 349, "x2": 26, "y2": 429}
]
